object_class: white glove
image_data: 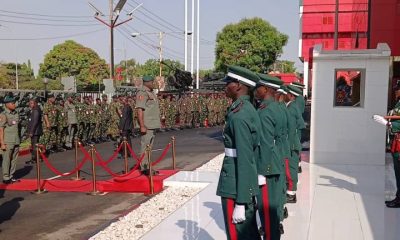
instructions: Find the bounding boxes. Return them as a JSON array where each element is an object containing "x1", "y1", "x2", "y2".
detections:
[
  {"x1": 258, "y1": 175, "x2": 266, "y2": 185},
  {"x1": 373, "y1": 115, "x2": 388, "y2": 126},
  {"x1": 232, "y1": 204, "x2": 246, "y2": 224}
]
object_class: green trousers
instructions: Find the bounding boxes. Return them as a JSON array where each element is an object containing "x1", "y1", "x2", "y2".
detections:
[
  {"x1": 392, "y1": 153, "x2": 400, "y2": 197},
  {"x1": 289, "y1": 151, "x2": 299, "y2": 191},
  {"x1": 140, "y1": 129, "x2": 155, "y2": 170},
  {"x1": 257, "y1": 175, "x2": 282, "y2": 240},
  {"x1": 2, "y1": 144, "x2": 19, "y2": 181},
  {"x1": 221, "y1": 197, "x2": 261, "y2": 240}
]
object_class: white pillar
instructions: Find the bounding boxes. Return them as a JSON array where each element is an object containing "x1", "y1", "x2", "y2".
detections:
[
  {"x1": 303, "y1": 61, "x2": 309, "y2": 97},
  {"x1": 184, "y1": 0, "x2": 188, "y2": 71},
  {"x1": 190, "y1": 0, "x2": 195, "y2": 74},
  {"x1": 196, "y1": 0, "x2": 200, "y2": 89}
]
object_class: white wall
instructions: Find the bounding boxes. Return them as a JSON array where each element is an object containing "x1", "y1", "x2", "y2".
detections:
[{"x1": 310, "y1": 43, "x2": 391, "y2": 165}]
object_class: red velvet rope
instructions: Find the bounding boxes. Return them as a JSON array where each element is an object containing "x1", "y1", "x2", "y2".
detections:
[
  {"x1": 39, "y1": 150, "x2": 89, "y2": 177},
  {"x1": 94, "y1": 150, "x2": 143, "y2": 178},
  {"x1": 100, "y1": 142, "x2": 125, "y2": 165},
  {"x1": 126, "y1": 143, "x2": 145, "y2": 163},
  {"x1": 151, "y1": 143, "x2": 171, "y2": 166}
]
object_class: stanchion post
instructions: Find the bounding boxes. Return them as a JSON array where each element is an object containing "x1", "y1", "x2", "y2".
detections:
[
  {"x1": 71, "y1": 139, "x2": 84, "y2": 180},
  {"x1": 171, "y1": 136, "x2": 176, "y2": 170},
  {"x1": 87, "y1": 145, "x2": 102, "y2": 196},
  {"x1": 123, "y1": 137, "x2": 128, "y2": 174},
  {"x1": 147, "y1": 144, "x2": 154, "y2": 195},
  {"x1": 32, "y1": 144, "x2": 47, "y2": 194}
]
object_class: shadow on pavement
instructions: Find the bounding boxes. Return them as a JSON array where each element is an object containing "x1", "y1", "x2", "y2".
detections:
[
  {"x1": 0, "y1": 197, "x2": 24, "y2": 226},
  {"x1": 203, "y1": 201, "x2": 225, "y2": 231},
  {"x1": 176, "y1": 219, "x2": 214, "y2": 240}
]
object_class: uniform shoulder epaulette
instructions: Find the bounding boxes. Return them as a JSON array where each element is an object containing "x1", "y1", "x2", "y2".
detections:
[{"x1": 232, "y1": 101, "x2": 243, "y2": 113}]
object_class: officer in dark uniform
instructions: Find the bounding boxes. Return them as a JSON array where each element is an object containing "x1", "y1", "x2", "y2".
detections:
[
  {"x1": 26, "y1": 97, "x2": 43, "y2": 164},
  {"x1": 119, "y1": 96, "x2": 133, "y2": 152},
  {"x1": 217, "y1": 66, "x2": 261, "y2": 240}
]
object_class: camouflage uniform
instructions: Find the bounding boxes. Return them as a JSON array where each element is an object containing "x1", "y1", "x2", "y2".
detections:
[
  {"x1": 107, "y1": 98, "x2": 122, "y2": 140},
  {"x1": 100, "y1": 98, "x2": 110, "y2": 140},
  {"x1": 158, "y1": 96, "x2": 166, "y2": 130},
  {"x1": 85, "y1": 100, "x2": 97, "y2": 143},
  {"x1": 56, "y1": 102, "x2": 68, "y2": 149},
  {"x1": 41, "y1": 101, "x2": 58, "y2": 150}
]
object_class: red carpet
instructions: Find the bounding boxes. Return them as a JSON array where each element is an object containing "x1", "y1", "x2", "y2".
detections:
[{"x1": 0, "y1": 170, "x2": 178, "y2": 194}]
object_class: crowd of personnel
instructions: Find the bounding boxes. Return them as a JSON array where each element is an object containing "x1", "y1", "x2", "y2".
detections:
[{"x1": 1, "y1": 66, "x2": 306, "y2": 239}]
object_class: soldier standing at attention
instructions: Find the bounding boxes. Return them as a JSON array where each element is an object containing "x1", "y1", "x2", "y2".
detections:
[
  {"x1": 254, "y1": 74, "x2": 285, "y2": 239},
  {"x1": 56, "y1": 97, "x2": 67, "y2": 151},
  {"x1": 136, "y1": 76, "x2": 161, "y2": 173},
  {"x1": 0, "y1": 95, "x2": 21, "y2": 184},
  {"x1": 217, "y1": 66, "x2": 261, "y2": 239},
  {"x1": 42, "y1": 93, "x2": 58, "y2": 153},
  {"x1": 284, "y1": 85, "x2": 303, "y2": 203},
  {"x1": 64, "y1": 94, "x2": 77, "y2": 150},
  {"x1": 290, "y1": 82, "x2": 306, "y2": 173},
  {"x1": 100, "y1": 94, "x2": 110, "y2": 141},
  {"x1": 94, "y1": 98, "x2": 102, "y2": 143}
]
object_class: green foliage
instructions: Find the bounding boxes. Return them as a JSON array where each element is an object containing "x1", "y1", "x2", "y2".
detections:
[
  {"x1": 215, "y1": 17, "x2": 288, "y2": 73},
  {"x1": 271, "y1": 60, "x2": 296, "y2": 73},
  {"x1": 39, "y1": 40, "x2": 109, "y2": 84},
  {"x1": 199, "y1": 69, "x2": 214, "y2": 79},
  {"x1": 0, "y1": 61, "x2": 35, "y2": 89},
  {"x1": 136, "y1": 59, "x2": 184, "y2": 77}
]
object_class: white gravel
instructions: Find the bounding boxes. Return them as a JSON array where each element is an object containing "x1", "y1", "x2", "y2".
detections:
[
  {"x1": 195, "y1": 153, "x2": 224, "y2": 172},
  {"x1": 89, "y1": 186, "x2": 203, "y2": 240}
]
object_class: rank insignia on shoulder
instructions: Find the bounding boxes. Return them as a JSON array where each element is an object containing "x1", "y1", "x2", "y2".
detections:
[{"x1": 232, "y1": 101, "x2": 243, "y2": 113}]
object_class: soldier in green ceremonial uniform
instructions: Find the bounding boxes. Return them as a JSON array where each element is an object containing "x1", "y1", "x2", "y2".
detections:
[
  {"x1": 0, "y1": 95, "x2": 21, "y2": 184},
  {"x1": 136, "y1": 75, "x2": 161, "y2": 172},
  {"x1": 290, "y1": 82, "x2": 306, "y2": 173},
  {"x1": 374, "y1": 114, "x2": 400, "y2": 208},
  {"x1": 217, "y1": 66, "x2": 261, "y2": 240},
  {"x1": 254, "y1": 74, "x2": 285, "y2": 239},
  {"x1": 284, "y1": 85, "x2": 303, "y2": 203}
]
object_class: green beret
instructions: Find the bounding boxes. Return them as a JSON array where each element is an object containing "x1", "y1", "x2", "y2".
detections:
[
  {"x1": 287, "y1": 85, "x2": 302, "y2": 96},
  {"x1": 257, "y1": 73, "x2": 283, "y2": 89},
  {"x1": 142, "y1": 75, "x2": 155, "y2": 82},
  {"x1": 224, "y1": 65, "x2": 260, "y2": 87},
  {"x1": 3, "y1": 95, "x2": 16, "y2": 104},
  {"x1": 290, "y1": 82, "x2": 305, "y2": 89}
]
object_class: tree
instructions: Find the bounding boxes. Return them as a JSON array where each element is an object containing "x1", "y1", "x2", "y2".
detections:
[
  {"x1": 135, "y1": 59, "x2": 184, "y2": 77},
  {"x1": 270, "y1": 60, "x2": 296, "y2": 73},
  {"x1": 215, "y1": 17, "x2": 288, "y2": 73},
  {"x1": 115, "y1": 58, "x2": 139, "y2": 82},
  {"x1": 39, "y1": 40, "x2": 109, "y2": 85},
  {"x1": 0, "y1": 61, "x2": 35, "y2": 89}
]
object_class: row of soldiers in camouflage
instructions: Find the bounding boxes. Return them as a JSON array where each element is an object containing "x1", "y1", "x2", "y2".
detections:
[
  {"x1": 158, "y1": 93, "x2": 230, "y2": 130},
  {"x1": 38, "y1": 92, "x2": 229, "y2": 152}
]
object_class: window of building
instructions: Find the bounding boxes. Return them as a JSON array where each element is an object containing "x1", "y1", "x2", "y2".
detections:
[
  {"x1": 334, "y1": 69, "x2": 365, "y2": 107},
  {"x1": 322, "y1": 16, "x2": 334, "y2": 25}
]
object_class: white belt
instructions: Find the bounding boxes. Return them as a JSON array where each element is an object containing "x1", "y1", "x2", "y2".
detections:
[{"x1": 225, "y1": 148, "x2": 237, "y2": 157}]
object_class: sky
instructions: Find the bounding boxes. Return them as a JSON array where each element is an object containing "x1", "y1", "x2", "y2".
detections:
[{"x1": 0, "y1": 0, "x2": 302, "y2": 76}]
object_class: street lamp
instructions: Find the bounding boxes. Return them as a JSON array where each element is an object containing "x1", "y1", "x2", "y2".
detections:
[
  {"x1": 131, "y1": 31, "x2": 191, "y2": 77},
  {"x1": 43, "y1": 78, "x2": 49, "y2": 99}
]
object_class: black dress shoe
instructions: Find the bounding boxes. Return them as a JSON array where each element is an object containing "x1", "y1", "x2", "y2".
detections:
[
  {"x1": 25, "y1": 160, "x2": 35, "y2": 164},
  {"x1": 2, "y1": 180, "x2": 12, "y2": 184},
  {"x1": 298, "y1": 166, "x2": 302, "y2": 173},
  {"x1": 279, "y1": 223, "x2": 284, "y2": 234},
  {"x1": 286, "y1": 194, "x2": 297, "y2": 203},
  {"x1": 284, "y1": 207, "x2": 288, "y2": 219},
  {"x1": 385, "y1": 197, "x2": 399, "y2": 204},
  {"x1": 386, "y1": 199, "x2": 400, "y2": 208}
]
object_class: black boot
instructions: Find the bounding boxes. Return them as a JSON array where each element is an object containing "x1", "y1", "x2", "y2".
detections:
[
  {"x1": 386, "y1": 197, "x2": 400, "y2": 208},
  {"x1": 284, "y1": 206, "x2": 288, "y2": 219}
]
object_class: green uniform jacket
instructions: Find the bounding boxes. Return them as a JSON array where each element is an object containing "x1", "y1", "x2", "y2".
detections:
[
  {"x1": 136, "y1": 86, "x2": 161, "y2": 129},
  {"x1": 295, "y1": 96, "x2": 306, "y2": 130},
  {"x1": 216, "y1": 95, "x2": 260, "y2": 204},
  {"x1": 287, "y1": 101, "x2": 302, "y2": 151},
  {"x1": 279, "y1": 102, "x2": 291, "y2": 159},
  {"x1": 0, "y1": 109, "x2": 20, "y2": 145},
  {"x1": 257, "y1": 97, "x2": 285, "y2": 176}
]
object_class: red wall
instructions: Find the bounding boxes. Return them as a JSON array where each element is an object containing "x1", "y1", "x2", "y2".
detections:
[
  {"x1": 301, "y1": 0, "x2": 369, "y2": 61},
  {"x1": 370, "y1": 0, "x2": 400, "y2": 56}
]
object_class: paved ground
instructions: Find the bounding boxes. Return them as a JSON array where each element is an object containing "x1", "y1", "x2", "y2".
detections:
[{"x1": 0, "y1": 127, "x2": 224, "y2": 240}]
